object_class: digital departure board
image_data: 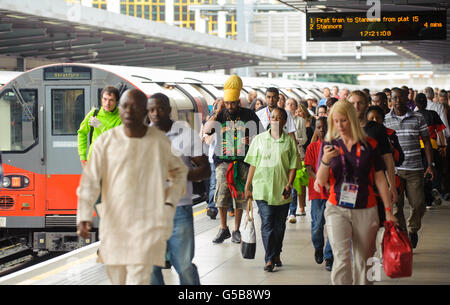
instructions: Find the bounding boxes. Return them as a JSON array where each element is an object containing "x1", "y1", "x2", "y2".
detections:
[{"x1": 306, "y1": 10, "x2": 447, "y2": 41}]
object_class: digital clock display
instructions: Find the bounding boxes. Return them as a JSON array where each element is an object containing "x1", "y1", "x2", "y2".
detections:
[{"x1": 306, "y1": 10, "x2": 446, "y2": 41}]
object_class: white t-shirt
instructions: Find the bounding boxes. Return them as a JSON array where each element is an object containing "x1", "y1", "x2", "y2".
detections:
[
  {"x1": 165, "y1": 121, "x2": 206, "y2": 206},
  {"x1": 206, "y1": 133, "x2": 217, "y2": 164},
  {"x1": 256, "y1": 106, "x2": 297, "y2": 134}
]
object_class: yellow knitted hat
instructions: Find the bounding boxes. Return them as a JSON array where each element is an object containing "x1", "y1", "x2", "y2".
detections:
[{"x1": 223, "y1": 75, "x2": 243, "y2": 102}]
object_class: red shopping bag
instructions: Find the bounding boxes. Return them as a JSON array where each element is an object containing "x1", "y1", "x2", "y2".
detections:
[{"x1": 382, "y1": 221, "x2": 413, "y2": 278}]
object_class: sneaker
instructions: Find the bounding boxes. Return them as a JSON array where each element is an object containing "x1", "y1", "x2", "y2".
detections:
[
  {"x1": 228, "y1": 210, "x2": 235, "y2": 217},
  {"x1": 432, "y1": 189, "x2": 442, "y2": 206},
  {"x1": 206, "y1": 208, "x2": 218, "y2": 220},
  {"x1": 273, "y1": 256, "x2": 282, "y2": 267},
  {"x1": 231, "y1": 230, "x2": 241, "y2": 243},
  {"x1": 288, "y1": 215, "x2": 297, "y2": 223},
  {"x1": 409, "y1": 232, "x2": 418, "y2": 249},
  {"x1": 314, "y1": 248, "x2": 324, "y2": 264},
  {"x1": 213, "y1": 227, "x2": 231, "y2": 244},
  {"x1": 264, "y1": 262, "x2": 274, "y2": 272},
  {"x1": 299, "y1": 210, "x2": 306, "y2": 216},
  {"x1": 325, "y1": 258, "x2": 333, "y2": 272}
]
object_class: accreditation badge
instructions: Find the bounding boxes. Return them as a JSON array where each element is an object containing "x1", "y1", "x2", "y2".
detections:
[{"x1": 339, "y1": 182, "x2": 358, "y2": 208}]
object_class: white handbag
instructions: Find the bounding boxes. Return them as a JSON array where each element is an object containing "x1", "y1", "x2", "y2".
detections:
[{"x1": 241, "y1": 199, "x2": 256, "y2": 259}]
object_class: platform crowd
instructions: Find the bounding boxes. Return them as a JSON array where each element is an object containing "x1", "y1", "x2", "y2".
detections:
[{"x1": 74, "y1": 76, "x2": 450, "y2": 285}]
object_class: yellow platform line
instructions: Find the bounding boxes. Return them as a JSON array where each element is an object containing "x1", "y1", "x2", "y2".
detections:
[
  {"x1": 18, "y1": 253, "x2": 97, "y2": 285},
  {"x1": 193, "y1": 208, "x2": 207, "y2": 217},
  {"x1": 15, "y1": 207, "x2": 207, "y2": 284}
]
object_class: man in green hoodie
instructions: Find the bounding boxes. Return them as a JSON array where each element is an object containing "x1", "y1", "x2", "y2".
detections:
[{"x1": 78, "y1": 86, "x2": 122, "y2": 167}]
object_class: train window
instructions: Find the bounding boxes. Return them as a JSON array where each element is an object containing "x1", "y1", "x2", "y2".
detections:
[
  {"x1": 191, "y1": 84, "x2": 215, "y2": 107},
  {"x1": 202, "y1": 85, "x2": 223, "y2": 99},
  {"x1": 0, "y1": 89, "x2": 38, "y2": 152},
  {"x1": 51, "y1": 89, "x2": 85, "y2": 136}
]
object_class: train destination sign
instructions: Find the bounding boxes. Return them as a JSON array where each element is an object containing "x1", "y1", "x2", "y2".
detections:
[
  {"x1": 44, "y1": 66, "x2": 92, "y2": 81},
  {"x1": 306, "y1": 11, "x2": 447, "y2": 41}
]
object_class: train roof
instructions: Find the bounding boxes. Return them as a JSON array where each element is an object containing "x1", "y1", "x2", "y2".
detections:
[
  {"x1": 0, "y1": 71, "x2": 23, "y2": 86},
  {"x1": 14, "y1": 63, "x2": 364, "y2": 94}
]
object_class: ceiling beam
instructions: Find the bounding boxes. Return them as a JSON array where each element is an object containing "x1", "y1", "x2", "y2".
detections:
[
  {"x1": 15, "y1": 38, "x2": 104, "y2": 56},
  {"x1": 97, "y1": 53, "x2": 189, "y2": 66},
  {"x1": 0, "y1": 23, "x2": 12, "y2": 33},
  {"x1": 92, "y1": 53, "x2": 185, "y2": 65},
  {"x1": 74, "y1": 48, "x2": 164, "y2": 62},
  {"x1": 160, "y1": 56, "x2": 227, "y2": 66},
  {"x1": 0, "y1": 38, "x2": 104, "y2": 54},
  {"x1": 0, "y1": 32, "x2": 76, "y2": 48},
  {"x1": 0, "y1": 28, "x2": 46, "y2": 40},
  {"x1": 175, "y1": 59, "x2": 250, "y2": 70}
]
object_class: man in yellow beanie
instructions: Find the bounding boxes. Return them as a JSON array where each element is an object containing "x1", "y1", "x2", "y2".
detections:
[{"x1": 204, "y1": 75, "x2": 263, "y2": 244}]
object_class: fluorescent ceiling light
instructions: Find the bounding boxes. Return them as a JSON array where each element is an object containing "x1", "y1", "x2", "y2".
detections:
[
  {"x1": 75, "y1": 25, "x2": 91, "y2": 30},
  {"x1": 43, "y1": 20, "x2": 62, "y2": 25},
  {"x1": 6, "y1": 14, "x2": 27, "y2": 19},
  {"x1": 102, "y1": 30, "x2": 117, "y2": 35}
]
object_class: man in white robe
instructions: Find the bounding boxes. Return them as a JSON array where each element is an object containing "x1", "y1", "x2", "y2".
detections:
[{"x1": 76, "y1": 89, "x2": 188, "y2": 285}]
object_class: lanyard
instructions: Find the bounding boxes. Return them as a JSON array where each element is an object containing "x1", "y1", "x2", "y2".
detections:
[
  {"x1": 339, "y1": 142, "x2": 361, "y2": 183},
  {"x1": 266, "y1": 107, "x2": 271, "y2": 122}
]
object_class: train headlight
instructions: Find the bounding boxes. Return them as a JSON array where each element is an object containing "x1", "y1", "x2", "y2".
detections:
[{"x1": 2, "y1": 177, "x2": 11, "y2": 188}]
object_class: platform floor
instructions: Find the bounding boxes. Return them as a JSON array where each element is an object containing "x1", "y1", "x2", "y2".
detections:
[{"x1": 1, "y1": 198, "x2": 449, "y2": 285}]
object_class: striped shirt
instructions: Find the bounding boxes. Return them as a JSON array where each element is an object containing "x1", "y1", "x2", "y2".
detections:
[{"x1": 384, "y1": 110, "x2": 430, "y2": 171}]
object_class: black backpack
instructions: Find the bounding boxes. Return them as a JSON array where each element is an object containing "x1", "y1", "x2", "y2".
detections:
[{"x1": 89, "y1": 108, "x2": 100, "y2": 145}]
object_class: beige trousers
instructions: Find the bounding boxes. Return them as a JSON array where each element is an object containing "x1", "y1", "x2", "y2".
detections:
[
  {"x1": 325, "y1": 202, "x2": 379, "y2": 285},
  {"x1": 105, "y1": 264, "x2": 152, "y2": 285},
  {"x1": 395, "y1": 169, "x2": 425, "y2": 234}
]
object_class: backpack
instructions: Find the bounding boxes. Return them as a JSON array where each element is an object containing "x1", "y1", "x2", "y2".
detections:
[{"x1": 89, "y1": 108, "x2": 100, "y2": 145}]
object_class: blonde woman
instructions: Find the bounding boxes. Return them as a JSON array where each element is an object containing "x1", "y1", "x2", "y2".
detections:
[{"x1": 314, "y1": 101, "x2": 398, "y2": 285}]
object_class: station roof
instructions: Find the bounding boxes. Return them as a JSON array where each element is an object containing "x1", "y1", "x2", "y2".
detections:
[
  {"x1": 0, "y1": 0, "x2": 285, "y2": 72},
  {"x1": 278, "y1": 0, "x2": 450, "y2": 66}
]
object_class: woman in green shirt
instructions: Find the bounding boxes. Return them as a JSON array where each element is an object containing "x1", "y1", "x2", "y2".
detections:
[{"x1": 244, "y1": 107, "x2": 298, "y2": 272}]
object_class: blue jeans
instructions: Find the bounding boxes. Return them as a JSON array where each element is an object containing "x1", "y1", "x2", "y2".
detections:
[
  {"x1": 311, "y1": 199, "x2": 333, "y2": 260},
  {"x1": 207, "y1": 162, "x2": 218, "y2": 212},
  {"x1": 150, "y1": 205, "x2": 200, "y2": 285},
  {"x1": 256, "y1": 200, "x2": 290, "y2": 264},
  {"x1": 289, "y1": 189, "x2": 298, "y2": 216}
]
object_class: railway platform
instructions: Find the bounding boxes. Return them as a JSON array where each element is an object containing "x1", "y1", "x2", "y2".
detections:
[{"x1": 1, "y1": 199, "x2": 450, "y2": 285}]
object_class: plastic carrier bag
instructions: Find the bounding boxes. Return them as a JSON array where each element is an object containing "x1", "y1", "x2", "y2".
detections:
[
  {"x1": 241, "y1": 199, "x2": 256, "y2": 259},
  {"x1": 293, "y1": 162, "x2": 309, "y2": 193},
  {"x1": 382, "y1": 220, "x2": 413, "y2": 278}
]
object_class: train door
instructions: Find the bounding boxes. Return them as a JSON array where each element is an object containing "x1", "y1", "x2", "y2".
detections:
[{"x1": 44, "y1": 86, "x2": 90, "y2": 211}]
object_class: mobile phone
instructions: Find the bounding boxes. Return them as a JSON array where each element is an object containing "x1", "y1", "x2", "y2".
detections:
[
  {"x1": 325, "y1": 144, "x2": 335, "y2": 151},
  {"x1": 282, "y1": 189, "x2": 290, "y2": 197}
]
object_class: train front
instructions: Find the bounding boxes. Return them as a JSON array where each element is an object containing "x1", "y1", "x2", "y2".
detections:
[{"x1": 0, "y1": 64, "x2": 109, "y2": 255}]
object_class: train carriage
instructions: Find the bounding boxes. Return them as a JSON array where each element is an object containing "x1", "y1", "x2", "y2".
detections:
[{"x1": 0, "y1": 63, "x2": 362, "y2": 254}]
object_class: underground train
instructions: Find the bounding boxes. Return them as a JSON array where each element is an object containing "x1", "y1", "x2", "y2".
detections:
[{"x1": 0, "y1": 63, "x2": 363, "y2": 253}]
